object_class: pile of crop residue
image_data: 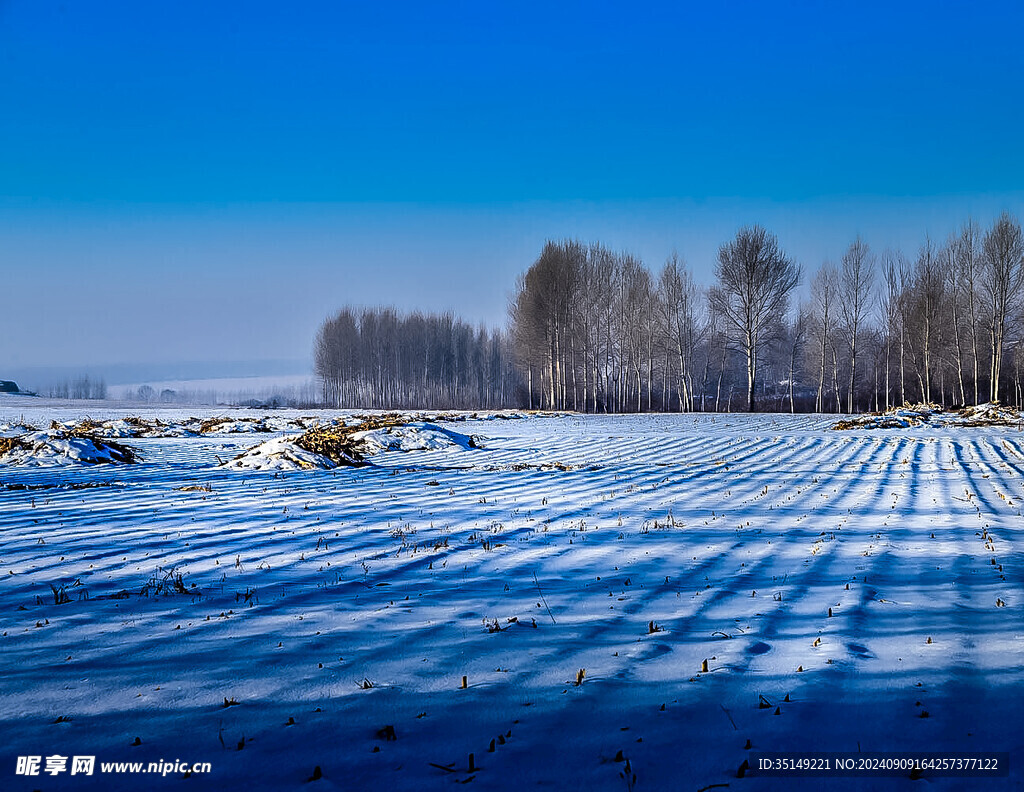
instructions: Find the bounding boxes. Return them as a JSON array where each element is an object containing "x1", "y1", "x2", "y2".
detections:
[
  {"x1": 51, "y1": 417, "x2": 191, "y2": 439},
  {"x1": 833, "y1": 402, "x2": 1021, "y2": 430},
  {"x1": 223, "y1": 415, "x2": 410, "y2": 471},
  {"x1": 0, "y1": 429, "x2": 140, "y2": 465},
  {"x1": 46, "y1": 415, "x2": 315, "y2": 439},
  {"x1": 953, "y1": 403, "x2": 1022, "y2": 426},
  {"x1": 0, "y1": 421, "x2": 38, "y2": 434},
  {"x1": 294, "y1": 422, "x2": 379, "y2": 464},
  {"x1": 833, "y1": 403, "x2": 940, "y2": 430},
  {"x1": 191, "y1": 416, "x2": 295, "y2": 435}
]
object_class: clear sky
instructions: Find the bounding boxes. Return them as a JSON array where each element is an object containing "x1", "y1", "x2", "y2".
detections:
[{"x1": 2, "y1": 0, "x2": 1023, "y2": 376}]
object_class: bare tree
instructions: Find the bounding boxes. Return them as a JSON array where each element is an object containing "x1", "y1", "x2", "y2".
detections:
[
  {"x1": 951, "y1": 221, "x2": 984, "y2": 404},
  {"x1": 839, "y1": 237, "x2": 875, "y2": 412},
  {"x1": 511, "y1": 241, "x2": 586, "y2": 409},
  {"x1": 588, "y1": 244, "x2": 618, "y2": 412},
  {"x1": 787, "y1": 307, "x2": 810, "y2": 413},
  {"x1": 907, "y1": 238, "x2": 945, "y2": 403},
  {"x1": 619, "y1": 257, "x2": 654, "y2": 412},
  {"x1": 657, "y1": 253, "x2": 702, "y2": 411},
  {"x1": 942, "y1": 239, "x2": 968, "y2": 405},
  {"x1": 981, "y1": 213, "x2": 1024, "y2": 403},
  {"x1": 808, "y1": 264, "x2": 839, "y2": 412},
  {"x1": 879, "y1": 251, "x2": 907, "y2": 409},
  {"x1": 710, "y1": 226, "x2": 800, "y2": 412}
]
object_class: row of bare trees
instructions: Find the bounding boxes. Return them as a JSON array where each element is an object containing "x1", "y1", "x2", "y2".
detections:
[
  {"x1": 314, "y1": 307, "x2": 522, "y2": 409},
  {"x1": 41, "y1": 375, "x2": 108, "y2": 400},
  {"x1": 511, "y1": 230, "x2": 802, "y2": 412},
  {"x1": 807, "y1": 214, "x2": 1024, "y2": 412},
  {"x1": 314, "y1": 213, "x2": 1024, "y2": 413},
  {"x1": 511, "y1": 241, "x2": 669, "y2": 412},
  {"x1": 511, "y1": 214, "x2": 1024, "y2": 412}
]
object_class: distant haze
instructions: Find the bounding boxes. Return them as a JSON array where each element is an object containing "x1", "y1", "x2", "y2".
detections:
[{"x1": 4, "y1": 360, "x2": 312, "y2": 390}]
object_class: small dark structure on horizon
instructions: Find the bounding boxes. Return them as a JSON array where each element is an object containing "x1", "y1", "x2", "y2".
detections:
[{"x1": 0, "y1": 380, "x2": 20, "y2": 393}]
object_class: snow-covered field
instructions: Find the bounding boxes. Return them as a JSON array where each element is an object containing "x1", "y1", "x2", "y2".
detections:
[{"x1": 1, "y1": 397, "x2": 1022, "y2": 790}]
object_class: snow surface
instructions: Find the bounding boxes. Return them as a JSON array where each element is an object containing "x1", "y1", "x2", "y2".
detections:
[
  {"x1": 0, "y1": 399, "x2": 1022, "y2": 790},
  {"x1": 352, "y1": 422, "x2": 481, "y2": 454}
]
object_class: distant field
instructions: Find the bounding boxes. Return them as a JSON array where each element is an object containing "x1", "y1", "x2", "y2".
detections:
[{"x1": 1, "y1": 401, "x2": 1021, "y2": 790}]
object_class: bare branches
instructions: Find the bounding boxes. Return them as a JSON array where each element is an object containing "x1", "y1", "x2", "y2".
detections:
[
  {"x1": 710, "y1": 225, "x2": 800, "y2": 412},
  {"x1": 982, "y1": 213, "x2": 1024, "y2": 402},
  {"x1": 839, "y1": 237, "x2": 876, "y2": 412},
  {"x1": 317, "y1": 212, "x2": 1024, "y2": 415}
]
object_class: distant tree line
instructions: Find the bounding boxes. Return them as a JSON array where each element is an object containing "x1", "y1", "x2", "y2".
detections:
[
  {"x1": 315, "y1": 213, "x2": 1024, "y2": 413},
  {"x1": 42, "y1": 375, "x2": 108, "y2": 400},
  {"x1": 122, "y1": 383, "x2": 319, "y2": 408},
  {"x1": 125, "y1": 385, "x2": 179, "y2": 403},
  {"x1": 314, "y1": 307, "x2": 523, "y2": 409}
]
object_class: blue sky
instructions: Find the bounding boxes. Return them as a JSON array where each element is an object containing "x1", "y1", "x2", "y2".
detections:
[{"x1": 2, "y1": 1, "x2": 1023, "y2": 374}]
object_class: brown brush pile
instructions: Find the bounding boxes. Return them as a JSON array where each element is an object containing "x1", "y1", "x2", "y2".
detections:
[
  {"x1": 955, "y1": 403, "x2": 1022, "y2": 426},
  {"x1": 125, "y1": 416, "x2": 167, "y2": 432},
  {"x1": 59, "y1": 423, "x2": 140, "y2": 463},
  {"x1": 834, "y1": 402, "x2": 1021, "y2": 430},
  {"x1": 0, "y1": 436, "x2": 29, "y2": 456},
  {"x1": 0, "y1": 430, "x2": 140, "y2": 464},
  {"x1": 199, "y1": 417, "x2": 232, "y2": 434},
  {"x1": 833, "y1": 403, "x2": 941, "y2": 430},
  {"x1": 294, "y1": 414, "x2": 408, "y2": 466},
  {"x1": 52, "y1": 418, "x2": 103, "y2": 433},
  {"x1": 83, "y1": 436, "x2": 140, "y2": 463},
  {"x1": 62, "y1": 430, "x2": 140, "y2": 463},
  {"x1": 195, "y1": 416, "x2": 281, "y2": 434},
  {"x1": 833, "y1": 415, "x2": 920, "y2": 430}
]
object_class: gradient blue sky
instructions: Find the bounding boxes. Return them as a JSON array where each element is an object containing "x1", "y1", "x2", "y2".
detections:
[{"x1": 2, "y1": 1, "x2": 1023, "y2": 376}]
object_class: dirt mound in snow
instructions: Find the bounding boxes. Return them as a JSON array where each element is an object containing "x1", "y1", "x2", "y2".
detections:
[
  {"x1": 0, "y1": 430, "x2": 140, "y2": 465},
  {"x1": 224, "y1": 416, "x2": 480, "y2": 471},
  {"x1": 833, "y1": 402, "x2": 1020, "y2": 430}
]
